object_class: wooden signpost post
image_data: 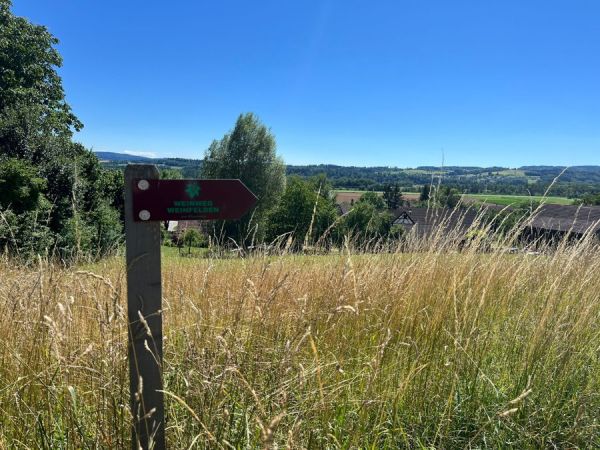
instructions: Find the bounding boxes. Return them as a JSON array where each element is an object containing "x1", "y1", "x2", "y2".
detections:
[{"x1": 124, "y1": 164, "x2": 257, "y2": 449}]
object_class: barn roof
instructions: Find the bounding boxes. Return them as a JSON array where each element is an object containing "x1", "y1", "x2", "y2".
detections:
[{"x1": 529, "y1": 205, "x2": 600, "y2": 235}]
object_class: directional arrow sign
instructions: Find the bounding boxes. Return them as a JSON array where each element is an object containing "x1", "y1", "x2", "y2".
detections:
[
  {"x1": 132, "y1": 179, "x2": 258, "y2": 221},
  {"x1": 126, "y1": 169, "x2": 260, "y2": 450}
]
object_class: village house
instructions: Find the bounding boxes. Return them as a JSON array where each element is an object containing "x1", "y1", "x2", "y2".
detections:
[{"x1": 392, "y1": 207, "x2": 479, "y2": 238}]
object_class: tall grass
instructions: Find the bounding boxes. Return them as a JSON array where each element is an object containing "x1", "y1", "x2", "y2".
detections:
[{"x1": 0, "y1": 223, "x2": 599, "y2": 448}]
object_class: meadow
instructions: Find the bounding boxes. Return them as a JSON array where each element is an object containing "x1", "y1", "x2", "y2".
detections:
[
  {"x1": 1, "y1": 232, "x2": 599, "y2": 448},
  {"x1": 467, "y1": 194, "x2": 574, "y2": 206},
  {"x1": 333, "y1": 190, "x2": 573, "y2": 207}
]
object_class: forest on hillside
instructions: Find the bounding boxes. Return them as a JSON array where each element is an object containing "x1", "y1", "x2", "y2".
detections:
[{"x1": 97, "y1": 151, "x2": 600, "y2": 199}]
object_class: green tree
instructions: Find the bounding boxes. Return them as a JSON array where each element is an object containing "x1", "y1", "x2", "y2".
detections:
[
  {"x1": 580, "y1": 193, "x2": 600, "y2": 206},
  {"x1": 308, "y1": 173, "x2": 333, "y2": 199},
  {"x1": 181, "y1": 228, "x2": 205, "y2": 255},
  {"x1": 36, "y1": 145, "x2": 123, "y2": 260},
  {"x1": 160, "y1": 168, "x2": 183, "y2": 179},
  {"x1": 389, "y1": 224, "x2": 405, "y2": 239},
  {"x1": 342, "y1": 202, "x2": 393, "y2": 244},
  {"x1": 436, "y1": 186, "x2": 460, "y2": 208},
  {"x1": 202, "y1": 113, "x2": 285, "y2": 245},
  {"x1": 382, "y1": 183, "x2": 403, "y2": 209},
  {"x1": 266, "y1": 176, "x2": 338, "y2": 248},
  {"x1": 0, "y1": 0, "x2": 82, "y2": 140},
  {"x1": 0, "y1": 197, "x2": 54, "y2": 257},
  {"x1": 0, "y1": 158, "x2": 46, "y2": 213},
  {"x1": 0, "y1": 2, "x2": 122, "y2": 261},
  {"x1": 100, "y1": 169, "x2": 125, "y2": 220},
  {"x1": 88, "y1": 201, "x2": 122, "y2": 255},
  {"x1": 420, "y1": 184, "x2": 431, "y2": 202},
  {"x1": 358, "y1": 191, "x2": 386, "y2": 210}
]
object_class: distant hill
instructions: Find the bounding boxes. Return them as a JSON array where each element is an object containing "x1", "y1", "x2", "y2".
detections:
[
  {"x1": 95, "y1": 151, "x2": 152, "y2": 162},
  {"x1": 286, "y1": 164, "x2": 600, "y2": 191},
  {"x1": 95, "y1": 151, "x2": 202, "y2": 177},
  {"x1": 95, "y1": 152, "x2": 600, "y2": 198}
]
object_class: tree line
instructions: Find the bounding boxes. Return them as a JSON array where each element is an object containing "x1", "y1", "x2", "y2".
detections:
[
  {"x1": 286, "y1": 166, "x2": 600, "y2": 198},
  {"x1": 0, "y1": 2, "x2": 406, "y2": 261}
]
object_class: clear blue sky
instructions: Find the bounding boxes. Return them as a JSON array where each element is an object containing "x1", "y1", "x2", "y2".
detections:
[{"x1": 12, "y1": 0, "x2": 600, "y2": 167}]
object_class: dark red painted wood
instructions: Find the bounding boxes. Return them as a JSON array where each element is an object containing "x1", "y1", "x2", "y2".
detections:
[{"x1": 132, "y1": 179, "x2": 257, "y2": 221}]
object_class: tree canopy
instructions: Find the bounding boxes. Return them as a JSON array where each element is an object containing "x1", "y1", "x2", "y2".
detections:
[
  {"x1": 266, "y1": 176, "x2": 338, "y2": 248},
  {"x1": 202, "y1": 113, "x2": 285, "y2": 244},
  {"x1": 358, "y1": 191, "x2": 386, "y2": 210},
  {"x1": 0, "y1": 0, "x2": 82, "y2": 139},
  {"x1": 383, "y1": 183, "x2": 403, "y2": 209},
  {"x1": 0, "y1": 1, "x2": 122, "y2": 261}
]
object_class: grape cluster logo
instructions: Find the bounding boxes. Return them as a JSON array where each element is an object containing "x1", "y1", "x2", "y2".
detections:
[{"x1": 185, "y1": 183, "x2": 201, "y2": 199}]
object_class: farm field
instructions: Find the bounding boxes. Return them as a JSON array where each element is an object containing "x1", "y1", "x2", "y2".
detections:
[
  {"x1": 466, "y1": 194, "x2": 574, "y2": 206},
  {"x1": 1, "y1": 242, "x2": 599, "y2": 448},
  {"x1": 334, "y1": 190, "x2": 574, "y2": 207}
]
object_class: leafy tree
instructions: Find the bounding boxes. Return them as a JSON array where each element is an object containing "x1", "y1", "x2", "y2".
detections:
[
  {"x1": 341, "y1": 202, "x2": 393, "y2": 244},
  {"x1": 0, "y1": 197, "x2": 54, "y2": 257},
  {"x1": 382, "y1": 183, "x2": 403, "y2": 209},
  {"x1": 439, "y1": 186, "x2": 460, "y2": 208},
  {"x1": 160, "y1": 168, "x2": 183, "y2": 179},
  {"x1": 88, "y1": 201, "x2": 122, "y2": 255},
  {"x1": 0, "y1": 0, "x2": 82, "y2": 139},
  {"x1": 0, "y1": 158, "x2": 46, "y2": 213},
  {"x1": 358, "y1": 191, "x2": 386, "y2": 210},
  {"x1": 202, "y1": 113, "x2": 285, "y2": 245},
  {"x1": 266, "y1": 176, "x2": 338, "y2": 248},
  {"x1": 34, "y1": 146, "x2": 123, "y2": 260},
  {"x1": 57, "y1": 213, "x2": 96, "y2": 259},
  {"x1": 0, "y1": 2, "x2": 122, "y2": 261},
  {"x1": 100, "y1": 169, "x2": 125, "y2": 220},
  {"x1": 580, "y1": 193, "x2": 600, "y2": 206},
  {"x1": 420, "y1": 184, "x2": 431, "y2": 201},
  {"x1": 308, "y1": 173, "x2": 333, "y2": 200},
  {"x1": 181, "y1": 228, "x2": 206, "y2": 255},
  {"x1": 389, "y1": 224, "x2": 405, "y2": 239}
]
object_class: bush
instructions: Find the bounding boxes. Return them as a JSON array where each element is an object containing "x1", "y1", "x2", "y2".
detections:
[
  {"x1": 180, "y1": 228, "x2": 208, "y2": 254},
  {"x1": 0, "y1": 198, "x2": 54, "y2": 260}
]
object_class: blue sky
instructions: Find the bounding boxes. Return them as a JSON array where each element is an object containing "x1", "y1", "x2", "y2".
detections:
[{"x1": 12, "y1": 0, "x2": 600, "y2": 167}]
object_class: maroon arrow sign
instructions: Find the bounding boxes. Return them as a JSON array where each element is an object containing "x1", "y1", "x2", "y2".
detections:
[{"x1": 132, "y1": 179, "x2": 258, "y2": 221}]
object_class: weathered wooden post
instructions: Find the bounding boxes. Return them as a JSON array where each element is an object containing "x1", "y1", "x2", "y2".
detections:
[
  {"x1": 124, "y1": 164, "x2": 257, "y2": 449},
  {"x1": 124, "y1": 164, "x2": 165, "y2": 450}
]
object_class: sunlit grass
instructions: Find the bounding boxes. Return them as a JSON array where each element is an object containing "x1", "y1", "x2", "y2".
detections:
[{"x1": 1, "y1": 230, "x2": 599, "y2": 448}]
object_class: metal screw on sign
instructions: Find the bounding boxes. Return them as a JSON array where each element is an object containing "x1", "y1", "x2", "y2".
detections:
[
  {"x1": 139, "y1": 210, "x2": 151, "y2": 221},
  {"x1": 138, "y1": 179, "x2": 150, "y2": 190}
]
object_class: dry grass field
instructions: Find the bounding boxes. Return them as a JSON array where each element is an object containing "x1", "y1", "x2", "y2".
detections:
[
  {"x1": 1, "y1": 233, "x2": 600, "y2": 448},
  {"x1": 334, "y1": 191, "x2": 368, "y2": 204}
]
